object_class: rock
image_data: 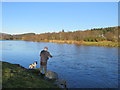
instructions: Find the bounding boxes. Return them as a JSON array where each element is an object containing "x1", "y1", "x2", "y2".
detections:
[
  {"x1": 54, "y1": 78, "x2": 67, "y2": 89},
  {"x1": 45, "y1": 71, "x2": 58, "y2": 80},
  {"x1": 45, "y1": 71, "x2": 67, "y2": 89}
]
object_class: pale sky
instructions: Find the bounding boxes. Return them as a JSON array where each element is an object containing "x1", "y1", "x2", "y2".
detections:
[{"x1": 2, "y1": 2, "x2": 118, "y2": 34}]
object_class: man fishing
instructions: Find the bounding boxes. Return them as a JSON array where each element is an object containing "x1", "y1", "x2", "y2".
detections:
[{"x1": 39, "y1": 47, "x2": 53, "y2": 75}]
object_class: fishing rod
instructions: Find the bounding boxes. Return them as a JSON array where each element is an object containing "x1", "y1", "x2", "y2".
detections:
[
  {"x1": 51, "y1": 52, "x2": 92, "y2": 58},
  {"x1": 53, "y1": 54, "x2": 65, "y2": 57},
  {"x1": 53, "y1": 53, "x2": 77, "y2": 58}
]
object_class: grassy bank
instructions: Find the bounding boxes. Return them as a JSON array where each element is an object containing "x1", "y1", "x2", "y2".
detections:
[
  {"x1": 47, "y1": 40, "x2": 119, "y2": 47},
  {"x1": 1, "y1": 39, "x2": 120, "y2": 47},
  {"x1": 82, "y1": 41, "x2": 119, "y2": 47},
  {"x1": 2, "y1": 61, "x2": 58, "y2": 88}
]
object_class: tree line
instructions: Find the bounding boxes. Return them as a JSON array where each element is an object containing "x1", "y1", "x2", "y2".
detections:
[
  {"x1": 22, "y1": 26, "x2": 118, "y2": 42},
  {"x1": 0, "y1": 26, "x2": 119, "y2": 42}
]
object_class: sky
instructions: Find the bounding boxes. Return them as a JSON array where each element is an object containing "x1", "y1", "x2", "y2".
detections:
[
  {"x1": 2, "y1": 0, "x2": 119, "y2": 2},
  {"x1": 2, "y1": 2, "x2": 118, "y2": 34}
]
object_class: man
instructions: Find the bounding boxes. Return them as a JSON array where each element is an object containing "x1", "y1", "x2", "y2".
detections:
[{"x1": 39, "y1": 47, "x2": 52, "y2": 74}]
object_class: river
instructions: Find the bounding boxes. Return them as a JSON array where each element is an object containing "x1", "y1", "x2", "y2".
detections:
[{"x1": 0, "y1": 40, "x2": 119, "y2": 88}]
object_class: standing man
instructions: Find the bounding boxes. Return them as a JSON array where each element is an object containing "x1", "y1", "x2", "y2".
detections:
[{"x1": 40, "y1": 47, "x2": 53, "y2": 74}]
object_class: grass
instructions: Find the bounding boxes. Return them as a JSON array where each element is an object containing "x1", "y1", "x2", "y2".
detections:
[
  {"x1": 48, "y1": 40, "x2": 119, "y2": 47},
  {"x1": 2, "y1": 39, "x2": 119, "y2": 47},
  {"x1": 82, "y1": 41, "x2": 119, "y2": 47},
  {"x1": 2, "y1": 61, "x2": 58, "y2": 88}
]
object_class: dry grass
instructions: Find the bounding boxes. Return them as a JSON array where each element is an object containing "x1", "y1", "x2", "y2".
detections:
[{"x1": 48, "y1": 40, "x2": 119, "y2": 47}]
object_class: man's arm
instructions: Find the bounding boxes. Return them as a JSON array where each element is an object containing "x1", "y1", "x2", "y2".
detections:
[{"x1": 48, "y1": 52, "x2": 53, "y2": 58}]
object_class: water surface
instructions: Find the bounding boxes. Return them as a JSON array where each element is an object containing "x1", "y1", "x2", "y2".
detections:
[{"x1": 0, "y1": 40, "x2": 118, "y2": 88}]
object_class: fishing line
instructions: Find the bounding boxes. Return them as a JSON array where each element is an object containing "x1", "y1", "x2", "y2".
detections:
[
  {"x1": 53, "y1": 53, "x2": 77, "y2": 58},
  {"x1": 53, "y1": 53, "x2": 90, "y2": 59}
]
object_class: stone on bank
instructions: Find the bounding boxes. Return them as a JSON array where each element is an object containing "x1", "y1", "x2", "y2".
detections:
[{"x1": 45, "y1": 71, "x2": 67, "y2": 89}]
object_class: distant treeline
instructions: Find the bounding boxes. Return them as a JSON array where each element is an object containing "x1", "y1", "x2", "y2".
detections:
[
  {"x1": 0, "y1": 33, "x2": 35, "y2": 40},
  {"x1": 0, "y1": 26, "x2": 119, "y2": 42},
  {"x1": 22, "y1": 26, "x2": 119, "y2": 42}
]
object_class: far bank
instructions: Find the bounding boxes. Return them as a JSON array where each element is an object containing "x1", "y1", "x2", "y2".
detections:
[
  {"x1": 0, "y1": 39, "x2": 119, "y2": 47},
  {"x1": 21, "y1": 39, "x2": 120, "y2": 47},
  {"x1": 1, "y1": 26, "x2": 119, "y2": 47}
]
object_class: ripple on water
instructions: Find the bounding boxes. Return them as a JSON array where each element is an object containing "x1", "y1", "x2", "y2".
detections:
[{"x1": 1, "y1": 40, "x2": 118, "y2": 88}]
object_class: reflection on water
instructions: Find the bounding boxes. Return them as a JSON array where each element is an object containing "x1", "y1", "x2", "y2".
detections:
[{"x1": 0, "y1": 40, "x2": 118, "y2": 88}]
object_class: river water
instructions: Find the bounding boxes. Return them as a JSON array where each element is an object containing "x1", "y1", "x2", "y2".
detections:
[{"x1": 0, "y1": 40, "x2": 119, "y2": 88}]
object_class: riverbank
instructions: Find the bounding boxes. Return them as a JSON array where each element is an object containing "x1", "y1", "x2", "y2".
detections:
[
  {"x1": 49, "y1": 40, "x2": 119, "y2": 47},
  {"x1": 1, "y1": 39, "x2": 120, "y2": 47},
  {"x1": 33, "y1": 40, "x2": 120, "y2": 47},
  {"x1": 2, "y1": 61, "x2": 59, "y2": 88}
]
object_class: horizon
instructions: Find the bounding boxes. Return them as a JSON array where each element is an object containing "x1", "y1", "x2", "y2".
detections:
[
  {"x1": 0, "y1": 25, "x2": 118, "y2": 35},
  {"x1": 2, "y1": 2, "x2": 118, "y2": 34}
]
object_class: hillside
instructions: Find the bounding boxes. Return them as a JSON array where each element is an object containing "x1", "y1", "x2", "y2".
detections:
[
  {"x1": 0, "y1": 26, "x2": 119, "y2": 47},
  {"x1": 22, "y1": 26, "x2": 119, "y2": 42},
  {"x1": 0, "y1": 33, "x2": 13, "y2": 40},
  {"x1": 0, "y1": 33, "x2": 35, "y2": 40},
  {"x1": 2, "y1": 61, "x2": 58, "y2": 88}
]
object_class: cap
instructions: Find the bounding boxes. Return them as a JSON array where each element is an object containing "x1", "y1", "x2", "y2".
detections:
[{"x1": 44, "y1": 47, "x2": 48, "y2": 50}]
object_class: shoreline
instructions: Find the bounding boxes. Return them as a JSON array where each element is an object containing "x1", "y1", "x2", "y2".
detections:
[
  {"x1": 1, "y1": 39, "x2": 120, "y2": 47},
  {"x1": 23, "y1": 39, "x2": 120, "y2": 47},
  {"x1": 49, "y1": 40, "x2": 119, "y2": 47},
  {"x1": 2, "y1": 61, "x2": 59, "y2": 88}
]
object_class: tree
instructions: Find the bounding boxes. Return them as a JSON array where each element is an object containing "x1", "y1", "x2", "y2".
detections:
[{"x1": 62, "y1": 29, "x2": 64, "y2": 32}]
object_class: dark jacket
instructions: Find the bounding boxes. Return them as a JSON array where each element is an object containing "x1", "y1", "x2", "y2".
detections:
[{"x1": 40, "y1": 50, "x2": 52, "y2": 62}]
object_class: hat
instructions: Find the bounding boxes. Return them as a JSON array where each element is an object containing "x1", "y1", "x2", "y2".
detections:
[{"x1": 44, "y1": 47, "x2": 48, "y2": 50}]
